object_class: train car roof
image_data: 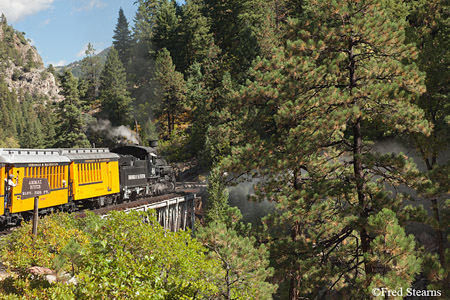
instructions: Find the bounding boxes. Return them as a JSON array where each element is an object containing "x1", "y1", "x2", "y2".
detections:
[
  {"x1": 0, "y1": 148, "x2": 71, "y2": 164},
  {"x1": 57, "y1": 148, "x2": 120, "y2": 161},
  {"x1": 111, "y1": 145, "x2": 157, "y2": 160}
]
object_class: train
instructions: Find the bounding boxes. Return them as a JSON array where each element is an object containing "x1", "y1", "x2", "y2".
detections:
[{"x1": 0, "y1": 144, "x2": 176, "y2": 227}]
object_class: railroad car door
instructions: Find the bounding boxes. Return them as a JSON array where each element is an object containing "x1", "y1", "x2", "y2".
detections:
[
  {"x1": 106, "y1": 162, "x2": 112, "y2": 191},
  {"x1": 0, "y1": 164, "x2": 5, "y2": 216}
]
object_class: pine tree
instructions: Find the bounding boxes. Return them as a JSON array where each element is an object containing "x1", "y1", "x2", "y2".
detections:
[
  {"x1": 98, "y1": 47, "x2": 133, "y2": 127},
  {"x1": 80, "y1": 43, "x2": 101, "y2": 104},
  {"x1": 55, "y1": 70, "x2": 90, "y2": 148},
  {"x1": 185, "y1": 43, "x2": 233, "y2": 164},
  {"x1": 219, "y1": 0, "x2": 431, "y2": 298},
  {"x1": 18, "y1": 95, "x2": 45, "y2": 148},
  {"x1": 200, "y1": 166, "x2": 277, "y2": 300},
  {"x1": 407, "y1": 0, "x2": 450, "y2": 290},
  {"x1": 0, "y1": 79, "x2": 20, "y2": 147},
  {"x1": 155, "y1": 48, "x2": 186, "y2": 136},
  {"x1": 129, "y1": 0, "x2": 161, "y2": 138},
  {"x1": 177, "y1": 0, "x2": 212, "y2": 73},
  {"x1": 197, "y1": 221, "x2": 277, "y2": 300},
  {"x1": 204, "y1": 0, "x2": 269, "y2": 80},
  {"x1": 153, "y1": 0, "x2": 179, "y2": 55},
  {"x1": 113, "y1": 8, "x2": 132, "y2": 69}
]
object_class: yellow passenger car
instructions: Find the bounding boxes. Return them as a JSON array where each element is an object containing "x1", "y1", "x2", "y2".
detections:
[
  {"x1": 0, "y1": 149, "x2": 71, "y2": 224},
  {"x1": 59, "y1": 148, "x2": 120, "y2": 206}
]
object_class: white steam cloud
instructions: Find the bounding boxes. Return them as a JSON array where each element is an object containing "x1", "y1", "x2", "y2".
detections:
[{"x1": 91, "y1": 119, "x2": 139, "y2": 144}]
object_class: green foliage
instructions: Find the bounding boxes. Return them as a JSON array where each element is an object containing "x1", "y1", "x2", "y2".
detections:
[
  {"x1": 177, "y1": 0, "x2": 212, "y2": 73},
  {"x1": 155, "y1": 48, "x2": 187, "y2": 137},
  {"x1": 1, "y1": 213, "x2": 89, "y2": 273},
  {"x1": 54, "y1": 69, "x2": 90, "y2": 148},
  {"x1": 204, "y1": 167, "x2": 231, "y2": 224},
  {"x1": 197, "y1": 221, "x2": 277, "y2": 300},
  {"x1": 0, "y1": 211, "x2": 222, "y2": 299},
  {"x1": 216, "y1": 0, "x2": 431, "y2": 297},
  {"x1": 204, "y1": 0, "x2": 269, "y2": 81},
  {"x1": 158, "y1": 127, "x2": 191, "y2": 162},
  {"x1": 80, "y1": 43, "x2": 101, "y2": 104},
  {"x1": 98, "y1": 47, "x2": 133, "y2": 126},
  {"x1": 153, "y1": 0, "x2": 180, "y2": 62},
  {"x1": 113, "y1": 8, "x2": 133, "y2": 68}
]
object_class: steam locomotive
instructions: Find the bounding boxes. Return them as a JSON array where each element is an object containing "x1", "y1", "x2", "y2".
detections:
[{"x1": 0, "y1": 144, "x2": 175, "y2": 227}]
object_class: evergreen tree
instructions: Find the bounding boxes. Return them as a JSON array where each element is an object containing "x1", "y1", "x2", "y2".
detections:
[
  {"x1": 55, "y1": 70, "x2": 90, "y2": 148},
  {"x1": 155, "y1": 48, "x2": 186, "y2": 136},
  {"x1": 177, "y1": 0, "x2": 213, "y2": 73},
  {"x1": 129, "y1": 0, "x2": 161, "y2": 139},
  {"x1": 219, "y1": 0, "x2": 430, "y2": 298},
  {"x1": 204, "y1": 0, "x2": 269, "y2": 80},
  {"x1": 0, "y1": 79, "x2": 20, "y2": 147},
  {"x1": 18, "y1": 95, "x2": 45, "y2": 148},
  {"x1": 98, "y1": 47, "x2": 133, "y2": 127},
  {"x1": 153, "y1": 0, "x2": 179, "y2": 57},
  {"x1": 113, "y1": 8, "x2": 132, "y2": 69},
  {"x1": 197, "y1": 221, "x2": 277, "y2": 300},
  {"x1": 133, "y1": 0, "x2": 161, "y2": 44},
  {"x1": 186, "y1": 44, "x2": 232, "y2": 164},
  {"x1": 200, "y1": 166, "x2": 277, "y2": 300},
  {"x1": 80, "y1": 43, "x2": 101, "y2": 104},
  {"x1": 407, "y1": 0, "x2": 450, "y2": 290}
]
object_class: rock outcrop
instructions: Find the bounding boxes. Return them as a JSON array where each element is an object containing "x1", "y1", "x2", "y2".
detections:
[{"x1": 0, "y1": 20, "x2": 62, "y2": 102}]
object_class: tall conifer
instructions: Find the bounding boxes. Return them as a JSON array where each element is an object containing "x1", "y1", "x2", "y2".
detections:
[
  {"x1": 55, "y1": 70, "x2": 90, "y2": 148},
  {"x1": 155, "y1": 48, "x2": 186, "y2": 136},
  {"x1": 407, "y1": 0, "x2": 450, "y2": 291},
  {"x1": 113, "y1": 8, "x2": 132, "y2": 68},
  {"x1": 98, "y1": 47, "x2": 133, "y2": 127},
  {"x1": 221, "y1": 0, "x2": 431, "y2": 297}
]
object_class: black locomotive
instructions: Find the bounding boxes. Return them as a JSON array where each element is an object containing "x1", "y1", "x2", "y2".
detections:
[{"x1": 112, "y1": 144, "x2": 176, "y2": 200}]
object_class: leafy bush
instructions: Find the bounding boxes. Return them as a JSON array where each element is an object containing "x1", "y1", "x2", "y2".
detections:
[{"x1": 0, "y1": 211, "x2": 222, "y2": 299}]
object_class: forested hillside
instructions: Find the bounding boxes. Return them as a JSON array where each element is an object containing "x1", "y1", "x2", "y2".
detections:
[{"x1": 0, "y1": 0, "x2": 449, "y2": 298}]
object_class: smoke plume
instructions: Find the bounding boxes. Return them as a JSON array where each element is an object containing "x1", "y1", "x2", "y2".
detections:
[{"x1": 90, "y1": 119, "x2": 139, "y2": 144}]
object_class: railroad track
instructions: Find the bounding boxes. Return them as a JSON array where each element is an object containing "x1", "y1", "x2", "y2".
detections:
[{"x1": 83, "y1": 188, "x2": 201, "y2": 217}]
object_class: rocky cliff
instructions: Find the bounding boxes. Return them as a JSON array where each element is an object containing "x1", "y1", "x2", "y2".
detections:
[{"x1": 0, "y1": 19, "x2": 62, "y2": 102}]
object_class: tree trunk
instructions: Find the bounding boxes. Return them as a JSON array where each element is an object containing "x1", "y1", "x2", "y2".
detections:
[
  {"x1": 348, "y1": 36, "x2": 372, "y2": 281},
  {"x1": 353, "y1": 118, "x2": 371, "y2": 279},
  {"x1": 288, "y1": 222, "x2": 301, "y2": 300}
]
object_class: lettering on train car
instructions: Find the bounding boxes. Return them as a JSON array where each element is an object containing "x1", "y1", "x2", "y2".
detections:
[
  {"x1": 128, "y1": 174, "x2": 146, "y2": 180},
  {"x1": 77, "y1": 158, "x2": 115, "y2": 163},
  {"x1": 27, "y1": 163, "x2": 61, "y2": 167}
]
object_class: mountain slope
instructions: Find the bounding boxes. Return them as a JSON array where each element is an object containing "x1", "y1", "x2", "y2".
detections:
[{"x1": 0, "y1": 18, "x2": 61, "y2": 102}]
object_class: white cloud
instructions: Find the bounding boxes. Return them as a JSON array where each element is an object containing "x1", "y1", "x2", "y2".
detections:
[
  {"x1": 42, "y1": 18, "x2": 51, "y2": 25},
  {"x1": 49, "y1": 60, "x2": 66, "y2": 67},
  {"x1": 76, "y1": 44, "x2": 89, "y2": 58},
  {"x1": 73, "y1": 0, "x2": 106, "y2": 12},
  {"x1": 0, "y1": 0, "x2": 54, "y2": 23},
  {"x1": 76, "y1": 43, "x2": 103, "y2": 58}
]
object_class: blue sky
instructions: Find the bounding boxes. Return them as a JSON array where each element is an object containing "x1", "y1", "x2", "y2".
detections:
[{"x1": 0, "y1": 0, "x2": 176, "y2": 67}]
